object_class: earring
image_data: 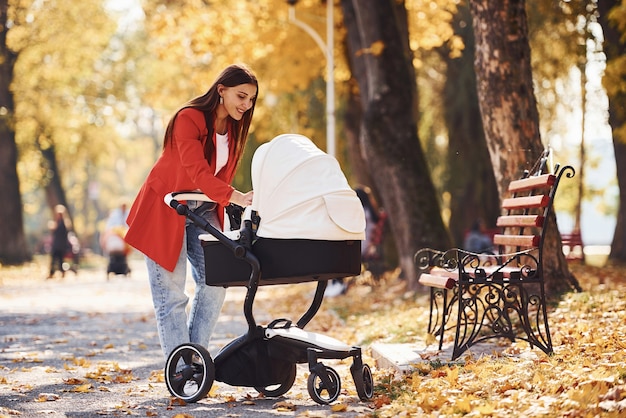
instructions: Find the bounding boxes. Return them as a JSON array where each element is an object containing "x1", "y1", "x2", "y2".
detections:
[{"x1": 219, "y1": 96, "x2": 223, "y2": 105}]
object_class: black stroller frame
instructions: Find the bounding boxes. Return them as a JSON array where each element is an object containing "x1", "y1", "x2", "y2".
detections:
[{"x1": 163, "y1": 192, "x2": 374, "y2": 405}]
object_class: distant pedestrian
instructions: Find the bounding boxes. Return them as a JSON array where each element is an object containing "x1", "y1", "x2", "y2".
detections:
[
  {"x1": 464, "y1": 218, "x2": 493, "y2": 253},
  {"x1": 106, "y1": 202, "x2": 129, "y2": 229},
  {"x1": 48, "y1": 205, "x2": 71, "y2": 279},
  {"x1": 356, "y1": 187, "x2": 383, "y2": 258},
  {"x1": 101, "y1": 202, "x2": 130, "y2": 255}
]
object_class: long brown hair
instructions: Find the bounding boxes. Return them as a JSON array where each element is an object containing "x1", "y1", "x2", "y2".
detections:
[{"x1": 163, "y1": 63, "x2": 258, "y2": 165}]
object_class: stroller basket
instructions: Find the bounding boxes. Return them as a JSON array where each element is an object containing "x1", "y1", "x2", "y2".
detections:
[{"x1": 203, "y1": 238, "x2": 361, "y2": 287}]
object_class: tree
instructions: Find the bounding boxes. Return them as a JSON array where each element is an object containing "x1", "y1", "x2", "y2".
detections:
[
  {"x1": 0, "y1": 0, "x2": 29, "y2": 265},
  {"x1": 442, "y1": 2, "x2": 500, "y2": 247},
  {"x1": 469, "y1": 0, "x2": 580, "y2": 294},
  {"x1": 598, "y1": 0, "x2": 626, "y2": 264},
  {"x1": 340, "y1": 0, "x2": 451, "y2": 288},
  {"x1": 10, "y1": 0, "x2": 124, "y2": 246}
]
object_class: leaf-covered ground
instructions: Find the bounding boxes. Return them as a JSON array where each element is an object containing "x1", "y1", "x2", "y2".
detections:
[
  {"x1": 290, "y1": 264, "x2": 626, "y2": 417},
  {"x1": 1, "y1": 258, "x2": 625, "y2": 417}
]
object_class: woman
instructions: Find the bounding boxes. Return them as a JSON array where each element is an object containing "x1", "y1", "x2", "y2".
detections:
[{"x1": 125, "y1": 64, "x2": 258, "y2": 360}]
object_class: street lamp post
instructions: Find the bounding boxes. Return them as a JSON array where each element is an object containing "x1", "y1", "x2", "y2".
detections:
[{"x1": 286, "y1": 0, "x2": 335, "y2": 157}]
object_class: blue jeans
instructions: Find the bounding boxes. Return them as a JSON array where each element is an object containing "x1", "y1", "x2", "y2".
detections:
[{"x1": 145, "y1": 203, "x2": 226, "y2": 360}]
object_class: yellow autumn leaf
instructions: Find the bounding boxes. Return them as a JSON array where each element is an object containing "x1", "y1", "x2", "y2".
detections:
[
  {"x1": 149, "y1": 369, "x2": 164, "y2": 383},
  {"x1": 454, "y1": 396, "x2": 472, "y2": 414},
  {"x1": 207, "y1": 383, "x2": 219, "y2": 397},
  {"x1": 369, "y1": 40, "x2": 385, "y2": 56},
  {"x1": 34, "y1": 393, "x2": 59, "y2": 402},
  {"x1": 72, "y1": 358, "x2": 90, "y2": 367},
  {"x1": 69, "y1": 383, "x2": 93, "y2": 393},
  {"x1": 476, "y1": 403, "x2": 495, "y2": 414},
  {"x1": 113, "y1": 373, "x2": 133, "y2": 383},
  {"x1": 445, "y1": 366, "x2": 459, "y2": 386},
  {"x1": 330, "y1": 403, "x2": 347, "y2": 412}
]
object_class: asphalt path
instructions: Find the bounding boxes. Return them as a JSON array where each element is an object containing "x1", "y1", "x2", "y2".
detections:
[{"x1": 0, "y1": 257, "x2": 374, "y2": 417}]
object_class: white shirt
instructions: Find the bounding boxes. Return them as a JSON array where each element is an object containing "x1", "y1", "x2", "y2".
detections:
[{"x1": 215, "y1": 132, "x2": 229, "y2": 174}]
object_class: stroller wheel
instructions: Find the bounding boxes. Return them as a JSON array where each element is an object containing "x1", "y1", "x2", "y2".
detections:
[
  {"x1": 352, "y1": 363, "x2": 374, "y2": 401},
  {"x1": 165, "y1": 343, "x2": 214, "y2": 403},
  {"x1": 255, "y1": 363, "x2": 297, "y2": 398},
  {"x1": 307, "y1": 366, "x2": 341, "y2": 405}
]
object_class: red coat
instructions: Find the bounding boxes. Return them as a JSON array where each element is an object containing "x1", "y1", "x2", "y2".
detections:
[{"x1": 125, "y1": 108, "x2": 237, "y2": 271}]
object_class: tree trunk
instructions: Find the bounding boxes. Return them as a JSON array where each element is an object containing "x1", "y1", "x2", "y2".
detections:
[
  {"x1": 341, "y1": 0, "x2": 451, "y2": 289},
  {"x1": 597, "y1": 0, "x2": 626, "y2": 264},
  {"x1": 469, "y1": 0, "x2": 580, "y2": 295},
  {"x1": 40, "y1": 143, "x2": 71, "y2": 220},
  {"x1": 344, "y1": 77, "x2": 370, "y2": 187},
  {"x1": 0, "y1": 0, "x2": 30, "y2": 265},
  {"x1": 443, "y1": 3, "x2": 500, "y2": 247}
]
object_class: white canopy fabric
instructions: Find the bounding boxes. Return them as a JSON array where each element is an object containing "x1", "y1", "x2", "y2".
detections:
[{"x1": 251, "y1": 134, "x2": 366, "y2": 241}]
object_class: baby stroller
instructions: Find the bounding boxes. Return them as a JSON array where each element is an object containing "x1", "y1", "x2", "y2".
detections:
[{"x1": 163, "y1": 134, "x2": 374, "y2": 405}]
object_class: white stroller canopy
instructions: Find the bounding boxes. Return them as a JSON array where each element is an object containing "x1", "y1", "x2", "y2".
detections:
[{"x1": 251, "y1": 134, "x2": 366, "y2": 241}]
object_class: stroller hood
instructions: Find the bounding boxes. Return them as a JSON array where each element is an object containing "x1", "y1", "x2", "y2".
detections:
[{"x1": 251, "y1": 134, "x2": 366, "y2": 241}]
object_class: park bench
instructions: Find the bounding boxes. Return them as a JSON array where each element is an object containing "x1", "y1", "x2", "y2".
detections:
[
  {"x1": 415, "y1": 154, "x2": 575, "y2": 360},
  {"x1": 561, "y1": 231, "x2": 584, "y2": 262}
]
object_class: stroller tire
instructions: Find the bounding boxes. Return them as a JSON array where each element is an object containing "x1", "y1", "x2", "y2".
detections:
[
  {"x1": 165, "y1": 343, "x2": 214, "y2": 403},
  {"x1": 254, "y1": 363, "x2": 297, "y2": 398},
  {"x1": 352, "y1": 363, "x2": 374, "y2": 401},
  {"x1": 307, "y1": 366, "x2": 341, "y2": 405}
]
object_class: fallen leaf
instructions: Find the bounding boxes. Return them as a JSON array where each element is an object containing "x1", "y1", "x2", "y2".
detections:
[
  {"x1": 69, "y1": 383, "x2": 93, "y2": 393},
  {"x1": 169, "y1": 397, "x2": 187, "y2": 407},
  {"x1": 34, "y1": 393, "x2": 60, "y2": 402},
  {"x1": 330, "y1": 403, "x2": 347, "y2": 412},
  {"x1": 63, "y1": 378, "x2": 87, "y2": 385},
  {"x1": 273, "y1": 400, "x2": 296, "y2": 411}
]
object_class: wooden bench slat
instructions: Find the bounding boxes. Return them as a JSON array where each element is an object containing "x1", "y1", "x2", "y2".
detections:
[
  {"x1": 430, "y1": 266, "x2": 459, "y2": 278},
  {"x1": 418, "y1": 273, "x2": 457, "y2": 289},
  {"x1": 493, "y1": 234, "x2": 540, "y2": 247},
  {"x1": 508, "y1": 174, "x2": 555, "y2": 192},
  {"x1": 502, "y1": 195, "x2": 550, "y2": 210},
  {"x1": 496, "y1": 215, "x2": 544, "y2": 228}
]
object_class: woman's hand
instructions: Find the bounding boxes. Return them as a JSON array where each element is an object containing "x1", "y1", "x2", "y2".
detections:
[{"x1": 230, "y1": 190, "x2": 253, "y2": 207}]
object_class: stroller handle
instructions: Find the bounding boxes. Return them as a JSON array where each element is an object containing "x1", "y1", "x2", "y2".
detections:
[{"x1": 164, "y1": 191, "x2": 215, "y2": 208}]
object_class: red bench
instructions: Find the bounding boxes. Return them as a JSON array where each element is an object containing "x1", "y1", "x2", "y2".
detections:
[{"x1": 415, "y1": 156, "x2": 575, "y2": 360}]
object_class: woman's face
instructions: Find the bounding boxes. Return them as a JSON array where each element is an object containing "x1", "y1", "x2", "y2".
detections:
[{"x1": 219, "y1": 83, "x2": 257, "y2": 121}]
